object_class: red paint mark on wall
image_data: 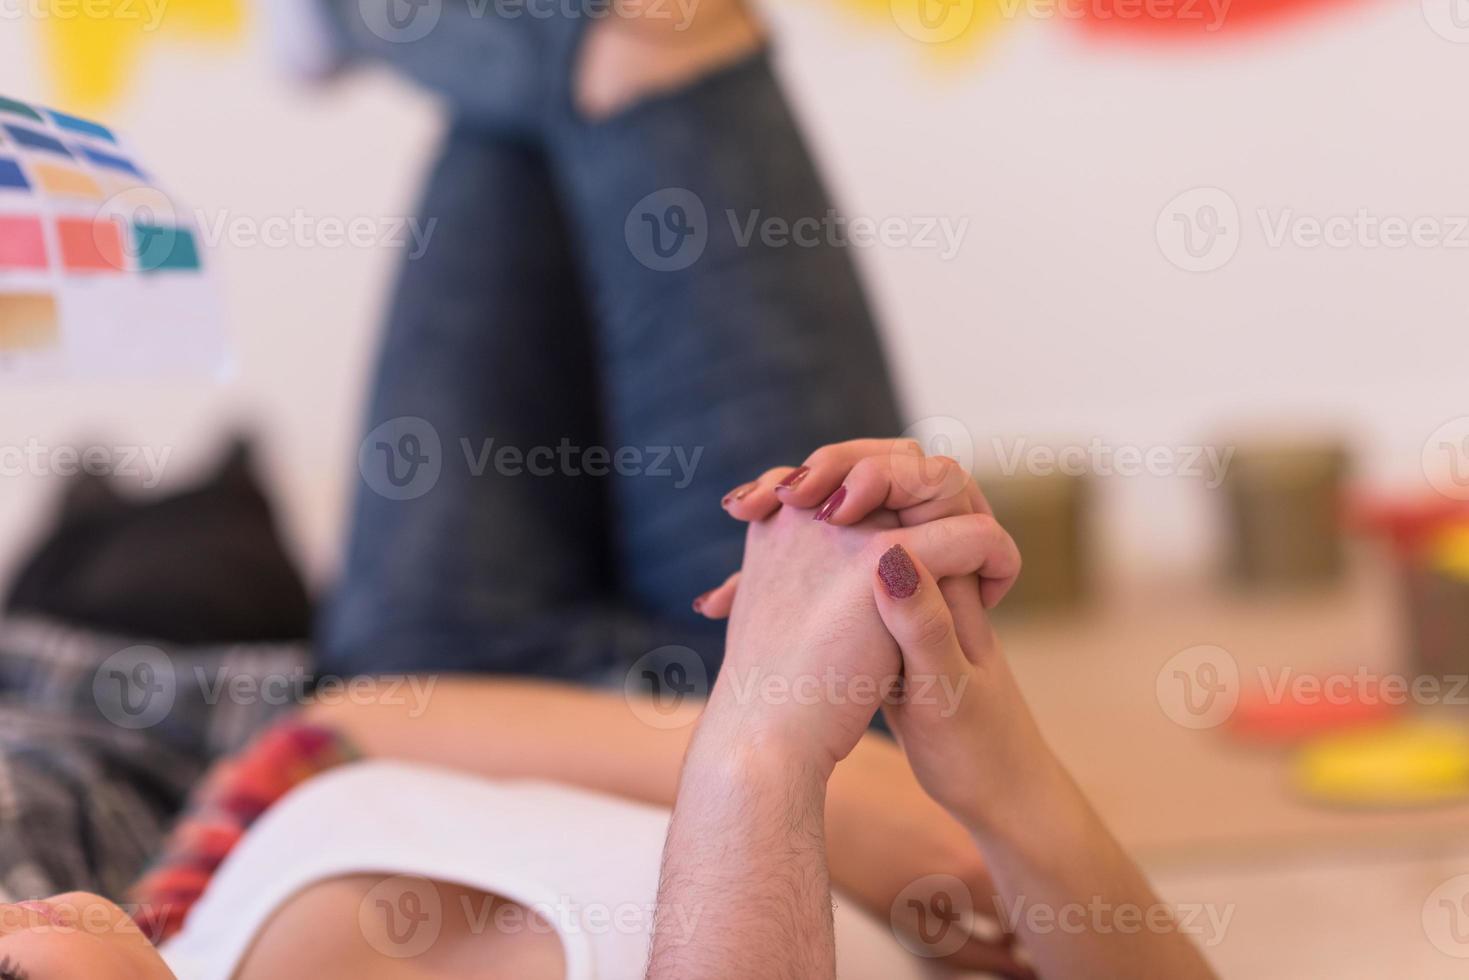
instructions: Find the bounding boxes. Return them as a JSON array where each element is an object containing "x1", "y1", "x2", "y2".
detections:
[{"x1": 1073, "y1": 0, "x2": 1371, "y2": 40}]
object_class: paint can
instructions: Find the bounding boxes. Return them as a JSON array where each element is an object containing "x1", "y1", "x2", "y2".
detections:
[
  {"x1": 983, "y1": 471, "x2": 1089, "y2": 611},
  {"x1": 1222, "y1": 443, "x2": 1349, "y2": 588}
]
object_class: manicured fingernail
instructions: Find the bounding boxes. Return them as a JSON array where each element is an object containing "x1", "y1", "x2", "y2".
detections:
[
  {"x1": 692, "y1": 591, "x2": 711, "y2": 614},
  {"x1": 775, "y1": 466, "x2": 810, "y2": 492},
  {"x1": 878, "y1": 544, "x2": 919, "y2": 599},
  {"x1": 814, "y1": 485, "x2": 847, "y2": 522},
  {"x1": 722, "y1": 482, "x2": 757, "y2": 507}
]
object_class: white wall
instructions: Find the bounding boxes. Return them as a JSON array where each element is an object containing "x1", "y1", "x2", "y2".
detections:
[{"x1": 1, "y1": 1, "x2": 1465, "y2": 590}]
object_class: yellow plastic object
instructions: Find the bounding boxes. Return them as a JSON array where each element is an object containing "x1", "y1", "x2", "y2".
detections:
[
  {"x1": 1297, "y1": 721, "x2": 1469, "y2": 807},
  {"x1": 1430, "y1": 525, "x2": 1469, "y2": 582}
]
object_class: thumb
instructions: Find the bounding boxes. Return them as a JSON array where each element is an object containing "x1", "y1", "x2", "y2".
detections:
[{"x1": 872, "y1": 544, "x2": 968, "y2": 683}]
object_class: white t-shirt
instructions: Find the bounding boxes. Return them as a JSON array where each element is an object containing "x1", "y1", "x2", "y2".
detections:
[{"x1": 162, "y1": 761, "x2": 948, "y2": 980}]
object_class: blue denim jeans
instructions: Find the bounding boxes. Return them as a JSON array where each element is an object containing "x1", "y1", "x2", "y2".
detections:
[{"x1": 319, "y1": 23, "x2": 904, "y2": 685}]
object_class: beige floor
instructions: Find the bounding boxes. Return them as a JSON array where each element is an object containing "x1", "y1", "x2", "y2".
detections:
[
  {"x1": 996, "y1": 550, "x2": 1469, "y2": 977},
  {"x1": 1151, "y1": 847, "x2": 1469, "y2": 979}
]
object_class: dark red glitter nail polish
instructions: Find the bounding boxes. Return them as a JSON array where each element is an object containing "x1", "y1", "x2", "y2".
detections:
[{"x1": 878, "y1": 544, "x2": 919, "y2": 599}]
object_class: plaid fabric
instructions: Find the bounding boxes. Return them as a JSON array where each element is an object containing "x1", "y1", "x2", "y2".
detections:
[
  {"x1": 129, "y1": 720, "x2": 358, "y2": 941},
  {"x1": 0, "y1": 615, "x2": 311, "y2": 902}
]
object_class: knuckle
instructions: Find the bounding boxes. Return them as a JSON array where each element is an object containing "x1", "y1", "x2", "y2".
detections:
[
  {"x1": 930, "y1": 455, "x2": 961, "y2": 489},
  {"x1": 1005, "y1": 534, "x2": 1023, "y2": 574},
  {"x1": 940, "y1": 456, "x2": 971, "y2": 489},
  {"x1": 895, "y1": 438, "x2": 924, "y2": 457},
  {"x1": 848, "y1": 455, "x2": 883, "y2": 484},
  {"x1": 911, "y1": 602, "x2": 955, "y2": 648},
  {"x1": 967, "y1": 512, "x2": 1000, "y2": 537},
  {"x1": 922, "y1": 517, "x2": 961, "y2": 550},
  {"x1": 805, "y1": 445, "x2": 841, "y2": 470},
  {"x1": 906, "y1": 455, "x2": 960, "y2": 499}
]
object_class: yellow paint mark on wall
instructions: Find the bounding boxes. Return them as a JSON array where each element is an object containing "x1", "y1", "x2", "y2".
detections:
[
  {"x1": 823, "y1": 0, "x2": 1012, "y2": 55},
  {"x1": 42, "y1": 0, "x2": 244, "y2": 110}
]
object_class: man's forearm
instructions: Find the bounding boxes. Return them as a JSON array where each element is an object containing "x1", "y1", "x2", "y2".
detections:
[{"x1": 646, "y1": 707, "x2": 836, "y2": 980}]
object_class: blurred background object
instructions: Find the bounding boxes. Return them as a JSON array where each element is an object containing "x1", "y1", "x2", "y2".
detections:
[
  {"x1": 1222, "y1": 441, "x2": 1349, "y2": 590},
  {"x1": 39, "y1": 0, "x2": 245, "y2": 109},
  {"x1": 1408, "y1": 525, "x2": 1469, "y2": 684},
  {"x1": 3, "y1": 439, "x2": 311, "y2": 644},
  {"x1": 984, "y1": 470, "x2": 1090, "y2": 611},
  {"x1": 1295, "y1": 718, "x2": 1469, "y2": 808}
]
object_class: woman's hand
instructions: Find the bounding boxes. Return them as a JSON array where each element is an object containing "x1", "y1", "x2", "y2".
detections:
[
  {"x1": 698, "y1": 438, "x2": 1019, "y2": 617},
  {"x1": 870, "y1": 543, "x2": 1054, "y2": 830},
  {"x1": 870, "y1": 546, "x2": 1220, "y2": 980},
  {"x1": 829, "y1": 737, "x2": 1033, "y2": 978}
]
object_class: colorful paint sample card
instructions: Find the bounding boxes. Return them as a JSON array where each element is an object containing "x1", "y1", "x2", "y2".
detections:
[{"x1": 0, "y1": 95, "x2": 225, "y2": 379}]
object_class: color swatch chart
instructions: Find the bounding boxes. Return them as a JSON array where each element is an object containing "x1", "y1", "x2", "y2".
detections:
[{"x1": 0, "y1": 94, "x2": 225, "y2": 379}]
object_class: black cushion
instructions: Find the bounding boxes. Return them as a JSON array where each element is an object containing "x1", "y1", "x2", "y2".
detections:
[{"x1": 5, "y1": 439, "x2": 313, "y2": 644}]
